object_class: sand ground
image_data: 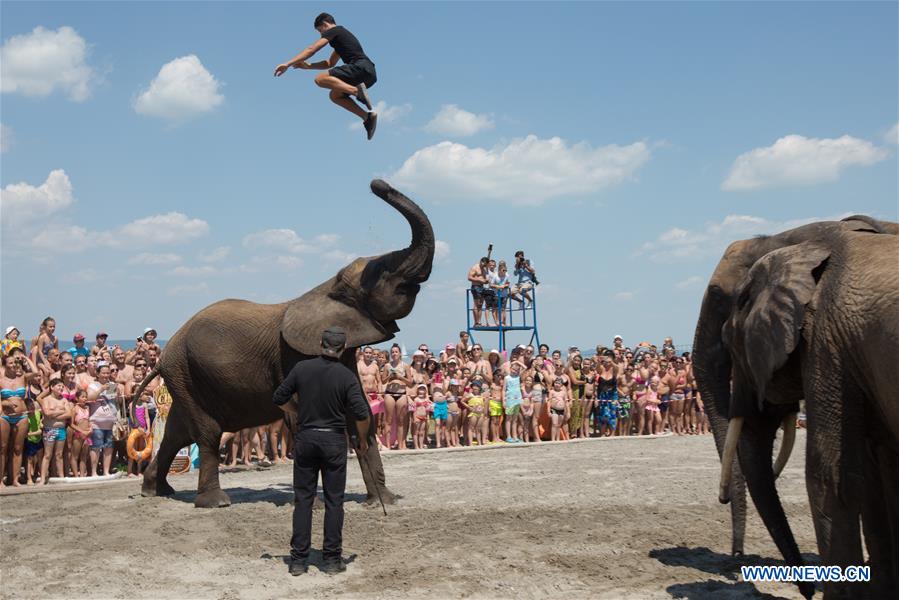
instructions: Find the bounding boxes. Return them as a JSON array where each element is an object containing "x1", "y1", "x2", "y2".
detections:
[{"x1": 0, "y1": 432, "x2": 818, "y2": 599}]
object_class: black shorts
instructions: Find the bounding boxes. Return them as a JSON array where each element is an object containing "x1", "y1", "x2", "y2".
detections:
[
  {"x1": 329, "y1": 59, "x2": 377, "y2": 88},
  {"x1": 470, "y1": 285, "x2": 484, "y2": 302}
]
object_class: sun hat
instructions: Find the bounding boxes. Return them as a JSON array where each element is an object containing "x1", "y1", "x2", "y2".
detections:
[
  {"x1": 614, "y1": 334, "x2": 623, "y2": 340},
  {"x1": 445, "y1": 343, "x2": 454, "y2": 350},
  {"x1": 143, "y1": 327, "x2": 157, "y2": 337},
  {"x1": 4, "y1": 326, "x2": 19, "y2": 337}
]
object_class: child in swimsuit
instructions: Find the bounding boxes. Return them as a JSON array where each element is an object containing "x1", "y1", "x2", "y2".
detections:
[
  {"x1": 525, "y1": 376, "x2": 543, "y2": 443},
  {"x1": 462, "y1": 381, "x2": 486, "y2": 447},
  {"x1": 548, "y1": 378, "x2": 568, "y2": 442},
  {"x1": 411, "y1": 384, "x2": 430, "y2": 450},
  {"x1": 128, "y1": 392, "x2": 151, "y2": 477},
  {"x1": 431, "y1": 390, "x2": 449, "y2": 448},
  {"x1": 445, "y1": 380, "x2": 462, "y2": 448},
  {"x1": 70, "y1": 389, "x2": 92, "y2": 477},
  {"x1": 24, "y1": 398, "x2": 43, "y2": 485},
  {"x1": 488, "y1": 380, "x2": 504, "y2": 443}
]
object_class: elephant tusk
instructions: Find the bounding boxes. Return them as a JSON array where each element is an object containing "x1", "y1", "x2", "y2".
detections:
[
  {"x1": 719, "y1": 417, "x2": 744, "y2": 504},
  {"x1": 773, "y1": 413, "x2": 797, "y2": 479}
]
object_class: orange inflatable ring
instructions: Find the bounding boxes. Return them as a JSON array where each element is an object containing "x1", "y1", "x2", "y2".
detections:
[{"x1": 127, "y1": 429, "x2": 153, "y2": 461}]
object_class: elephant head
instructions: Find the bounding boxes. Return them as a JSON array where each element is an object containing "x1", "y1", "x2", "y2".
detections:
[
  {"x1": 280, "y1": 179, "x2": 435, "y2": 356},
  {"x1": 692, "y1": 215, "x2": 896, "y2": 558}
]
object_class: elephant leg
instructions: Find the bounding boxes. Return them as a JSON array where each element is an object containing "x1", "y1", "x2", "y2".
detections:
[
  {"x1": 356, "y1": 441, "x2": 397, "y2": 505},
  {"x1": 805, "y1": 376, "x2": 867, "y2": 598},
  {"x1": 191, "y1": 408, "x2": 230, "y2": 509},
  {"x1": 862, "y1": 441, "x2": 899, "y2": 597},
  {"x1": 142, "y1": 401, "x2": 191, "y2": 497}
]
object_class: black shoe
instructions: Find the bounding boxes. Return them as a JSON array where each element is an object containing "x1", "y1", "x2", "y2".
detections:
[
  {"x1": 320, "y1": 558, "x2": 347, "y2": 574},
  {"x1": 288, "y1": 560, "x2": 308, "y2": 576},
  {"x1": 363, "y1": 112, "x2": 378, "y2": 140},
  {"x1": 355, "y1": 83, "x2": 372, "y2": 110}
]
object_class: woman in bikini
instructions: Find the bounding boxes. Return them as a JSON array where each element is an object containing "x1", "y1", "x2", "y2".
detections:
[
  {"x1": 616, "y1": 364, "x2": 636, "y2": 436},
  {"x1": 1, "y1": 351, "x2": 42, "y2": 486},
  {"x1": 381, "y1": 344, "x2": 411, "y2": 450},
  {"x1": 666, "y1": 357, "x2": 690, "y2": 435},
  {"x1": 581, "y1": 358, "x2": 596, "y2": 436}
]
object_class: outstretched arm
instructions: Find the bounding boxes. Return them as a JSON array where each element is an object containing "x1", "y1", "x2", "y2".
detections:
[
  {"x1": 274, "y1": 38, "x2": 330, "y2": 76},
  {"x1": 307, "y1": 50, "x2": 340, "y2": 70}
]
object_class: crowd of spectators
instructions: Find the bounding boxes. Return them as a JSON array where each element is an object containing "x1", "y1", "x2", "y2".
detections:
[
  {"x1": 356, "y1": 332, "x2": 707, "y2": 450},
  {"x1": 1, "y1": 315, "x2": 706, "y2": 486},
  {"x1": 0, "y1": 319, "x2": 162, "y2": 486}
]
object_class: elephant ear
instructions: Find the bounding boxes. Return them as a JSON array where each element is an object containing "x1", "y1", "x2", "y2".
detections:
[
  {"x1": 280, "y1": 279, "x2": 397, "y2": 356},
  {"x1": 739, "y1": 241, "x2": 830, "y2": 406}
]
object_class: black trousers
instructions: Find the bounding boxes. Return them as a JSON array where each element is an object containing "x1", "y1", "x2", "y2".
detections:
[{"x1": 290, "y1": 430, "x2": 347, "y2": 562}]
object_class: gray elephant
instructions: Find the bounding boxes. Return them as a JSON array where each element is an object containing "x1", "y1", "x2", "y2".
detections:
[
  {"x1": 693, "y1": 215, "x2": 899, "y2": 599},
  {"x1": 134, "y1": 179, "x2": 434, "y2": 508}
]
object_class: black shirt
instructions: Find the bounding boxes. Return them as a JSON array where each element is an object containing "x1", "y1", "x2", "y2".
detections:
[
  {"x1": 321, "y1": 25, "x2": 371, "y2": 65},
  {"x1": 272, "y1": 356, "x2": 369, "y2": 431}
]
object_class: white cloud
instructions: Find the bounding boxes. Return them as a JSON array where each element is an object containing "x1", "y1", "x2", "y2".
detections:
[
  {"x1": 391, "y1": 135, "x2": 651, "y2": 205},
  {"x1": 133, "y1": 55, "x2": 224, "y2": 121},
  {"x1": 424, "y1": 104, "x2": 494, "y2": 137},
  {"x1": 434, "y1": 240, "x2": 450, "y2": 263},
  {"x1": 31, "y1": 212, "x2": 208, "y2": 251},
  {"x1": 0, "y1": 169, "x2": 74, "y2": 227},
  {"x1": 1, "y1": 26, "x2": 97, "y2": 101},
  {"x1": 675, "y1": 275, "x2": 704, "y2": 290},
  {"x1": 638, "y1": 211, "x2": 857, "y2": 263},
  {"x1": 722, "y1": 134, "x2": 889, "y2": 191},
  {"x1": 613, "y1": 291, "x2": 635, "y2": 301},
  {"x1": 885, "y1": 122, "x2": 899, "y2": 145},
  {"x1": 199, "y1": 246, "x2": 230, "y2": 263},
  {"x1": 167, "y1": 282, "x2": 209, "y2": 296},
  {"x1": 349, "y1": 101, "x2": 412, "y2": 131},
  {"x1": 128, "y1": 253, "x2": 182, "y2": 266},
  {"x1": 238, "y1": 255, "x2": 304, "y2": 273},
  {"x1": 1, "y1": 123, "x2": 13, "y2": 153},
  {"x1": 242, "y1": 229, "x2": 339, "y2": 254},
  {"x1": 118, "y1": 212, "x2": 209, "y2": 245},
  {"x1": 168, "y1": 265, "x2": 217, "y2": 277}
]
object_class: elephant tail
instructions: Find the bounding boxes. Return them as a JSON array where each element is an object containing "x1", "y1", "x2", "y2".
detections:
[{"x1": 130, "y1": 365, "x2": 163, "y2": 403}]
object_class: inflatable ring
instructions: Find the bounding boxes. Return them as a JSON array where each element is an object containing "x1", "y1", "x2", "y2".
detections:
[{"x1": 126, "y1": 429, "x2": 153, "y2": 461}]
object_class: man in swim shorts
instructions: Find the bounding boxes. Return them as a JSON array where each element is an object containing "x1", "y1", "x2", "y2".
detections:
[{"x1": 274, "y1": 12, "x2": 379, "y2": 140}]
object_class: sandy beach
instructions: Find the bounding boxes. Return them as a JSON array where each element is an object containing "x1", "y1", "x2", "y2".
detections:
[{"x1": 0, "y1": 432, "x2": 816, "y2": 599}]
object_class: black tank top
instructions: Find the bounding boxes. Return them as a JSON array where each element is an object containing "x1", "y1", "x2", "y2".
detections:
[{"x1": 598, "y1": 373, "x2": 617, "y2": 394}]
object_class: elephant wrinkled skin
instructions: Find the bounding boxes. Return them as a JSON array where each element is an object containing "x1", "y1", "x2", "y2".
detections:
[
  {"x1": 693, "y1": 215, "x2": 899, "y2": 599},
  {"x1": 134, "y1": 179, "x2": 434, "y2": 509}
]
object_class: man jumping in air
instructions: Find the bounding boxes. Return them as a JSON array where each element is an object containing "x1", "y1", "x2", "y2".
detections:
[{"x1": 274, "y1": 13, "x2": 378, "y2": 140}]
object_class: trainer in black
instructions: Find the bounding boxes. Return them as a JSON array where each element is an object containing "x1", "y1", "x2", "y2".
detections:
[
  {"x1": 363, "y1": 112, "x2": 378, "y2": 141},
  {"x1": 355, "y1": 83, "x2": 372, "y2": 111}
]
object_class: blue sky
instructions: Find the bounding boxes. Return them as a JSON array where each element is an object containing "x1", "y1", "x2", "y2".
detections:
[{"x1": 2, "y1": 1, "x2": 897, "y2": 352}]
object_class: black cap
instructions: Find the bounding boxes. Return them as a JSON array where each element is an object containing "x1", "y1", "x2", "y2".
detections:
[{"x1": 321, "y1": 327, "x2": 347, "y2": 357}]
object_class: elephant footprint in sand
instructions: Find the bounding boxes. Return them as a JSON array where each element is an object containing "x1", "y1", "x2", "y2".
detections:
[{"x1": 133, "y1": 179, "x2": 435, "y2": 509}]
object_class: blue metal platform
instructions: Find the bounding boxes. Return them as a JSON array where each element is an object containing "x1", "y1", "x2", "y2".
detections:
[{"x1": 465, "y1": 288, "x2": 541, "y2": 353}]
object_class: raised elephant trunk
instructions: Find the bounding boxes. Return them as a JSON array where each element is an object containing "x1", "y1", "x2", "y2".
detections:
[{"x1": 369, "y1": 179, "x2": 434, "y2": 283}]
